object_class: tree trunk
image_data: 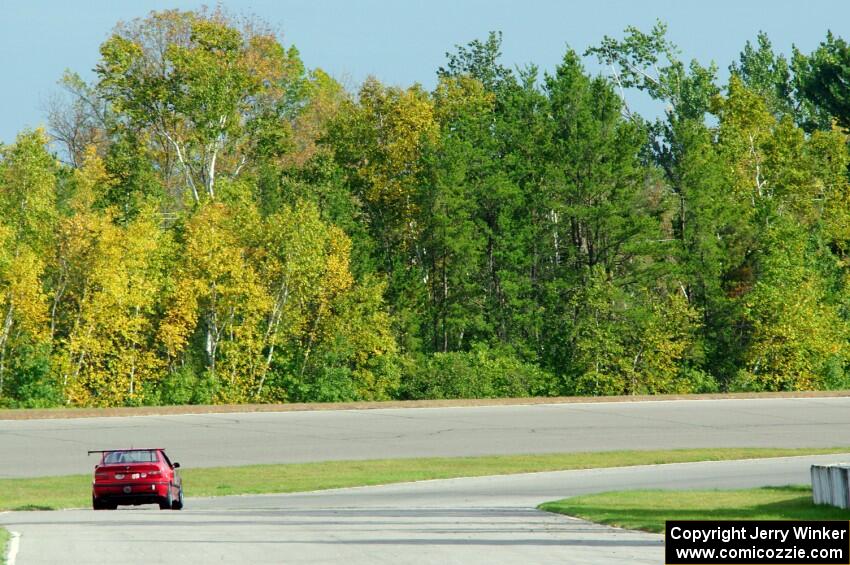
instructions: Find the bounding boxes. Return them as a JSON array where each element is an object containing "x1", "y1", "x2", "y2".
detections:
[{"x1": 0, "y1": 303, "x2": 14, "y2": 357}]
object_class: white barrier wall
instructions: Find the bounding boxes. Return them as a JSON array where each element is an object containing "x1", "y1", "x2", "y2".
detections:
[{"x1": 811, "y1": 464, "x2": 850, "y2": 509}]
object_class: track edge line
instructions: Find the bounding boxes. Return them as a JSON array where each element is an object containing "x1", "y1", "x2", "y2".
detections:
[{"x1": 7, "y1": 530, "x2": 20, "y2": 565}]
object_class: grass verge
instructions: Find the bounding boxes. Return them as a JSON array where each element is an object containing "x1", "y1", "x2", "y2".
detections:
[
  {"x1": 0, "y1": 527, "x2": 9, "y2": 565},
  {"x1": 1, "y1": 447, "x2": 847, "y2": 511},
  {"x1": 539, "y1": 486, "x2": 850, "y2": 533}
]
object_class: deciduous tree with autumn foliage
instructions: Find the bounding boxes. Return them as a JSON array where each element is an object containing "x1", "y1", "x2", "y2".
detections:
[{"x1": 2, "y1": 10, "x2": 850, "y2": 407}]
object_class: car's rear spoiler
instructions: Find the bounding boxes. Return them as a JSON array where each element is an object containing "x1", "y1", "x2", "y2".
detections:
[{"x1": 87, "y1": 448, "x2": 166, "y2": 454}]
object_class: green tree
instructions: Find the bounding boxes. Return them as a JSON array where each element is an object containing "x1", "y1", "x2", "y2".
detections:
[
  {"x1": 566, "y1": 268, "x2": 703, "y2": 395},
  {"x1": 587, "y1": 20, "x2": 719, "y2": 121},
  {"x1": 438, "y1": 31, "x2": 513, "y2": 92},
  {"x1": 422, "y1": 75, "x2": 494, "y2": 352},
  {"x1": 539, "y1": 51, "x2": 674, "y2": 388},
  {"x1": 324, "y1": 78, "x2": 438, "y2": 352},
  {"x1": 735, "y1": 221, "x2": 848, "y2": 391},
  {"x1": 731, "y1": 32, "x2": 794, "y2": 119},
  {"x1": 326, "y1": 78, "x2": 438, "y2": 254},
  {"x1": 95, "y1": 8, "x2": 304, "y2": 203},
  {"x1": 792, "y1": 32, "x2": 850, "y2": 130}
]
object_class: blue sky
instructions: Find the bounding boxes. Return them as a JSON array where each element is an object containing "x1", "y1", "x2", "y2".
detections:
[{"x1": 1, "y1": 0, "x2": 848, "y2": 144}]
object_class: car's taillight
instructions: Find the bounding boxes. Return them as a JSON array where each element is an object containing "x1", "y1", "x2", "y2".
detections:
[
  {"x1": 148, "y1": 471, "x2": 161, "y2": 476},
  {"x1": 95, "y1": 473, "x2": 108, "y2": 480}
]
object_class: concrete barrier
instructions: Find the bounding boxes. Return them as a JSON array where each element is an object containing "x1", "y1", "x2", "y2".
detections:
[{"x1": 811, "y1": 464, "x2": 850, "y2": 508}]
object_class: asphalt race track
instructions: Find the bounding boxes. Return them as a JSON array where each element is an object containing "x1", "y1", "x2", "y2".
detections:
[
  {"x1": 3, "y1": 454, "x2": 849, "y2": 564},
  {"x1": 3, "y1": 398, "x2": 850, "y2": 563},
  {"x1": 3, "y1": 397, "x2": 850, "y2": 478}
]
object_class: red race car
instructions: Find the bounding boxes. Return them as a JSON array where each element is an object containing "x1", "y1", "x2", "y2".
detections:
[{"x1": 89, "y1": 448, "x2": 184, "y2": 510}]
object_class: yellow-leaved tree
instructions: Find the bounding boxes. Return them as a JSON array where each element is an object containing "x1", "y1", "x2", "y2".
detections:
[
  {"x1": 52, "y1": 149, "x2": 169, "y2": 406},
  {"x1": 255, "y1": 201, "x2": 396, "y2": 401},
  {"x1": 0, "y1": 130, "x2": 55, "y2": 404},
  {"x1": 159, "y1": 198, "x2": 398, "y2": 403},
  {"x1": 326, "y1": 78, "x2": 438, "y2": 252},
  {"x1": 160, "y1": 201, "x2": 270, "y2": 402}
]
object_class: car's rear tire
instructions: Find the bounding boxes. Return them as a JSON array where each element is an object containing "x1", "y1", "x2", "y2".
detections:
[
  {"x1": 171, "y1": 486, "x2": 183, "y2": 510},
  {"x1": 93, "y1": 497, "x2": 116, "y2": 510},
  {"x1": 159, "y1": 486, "x2": 173, "y2": 510}
]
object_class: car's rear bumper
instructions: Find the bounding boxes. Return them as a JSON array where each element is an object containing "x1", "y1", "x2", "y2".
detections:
[{"x1": 93, "y1": 481, "x2": 170, "y2": 504}]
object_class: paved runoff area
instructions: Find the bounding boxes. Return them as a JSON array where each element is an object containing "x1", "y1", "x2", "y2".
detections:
[
  {"x1": 3, "y1": 454, "x2": 849, "y2": 564},
  {"x1": 2, "y1": 396, "x2": 850, "y2": 478}
]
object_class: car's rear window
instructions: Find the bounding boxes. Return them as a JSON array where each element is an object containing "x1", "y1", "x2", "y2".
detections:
[{"x1": 103, "y1": 450, "x2": 158, "y2": 464}]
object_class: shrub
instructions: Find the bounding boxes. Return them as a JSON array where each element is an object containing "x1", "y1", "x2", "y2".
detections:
[
  {"x1": 398, "y1": 346, "x2": 557, "y2": 400},
  {"x1": 2, "y1": 344, "x2": 62, "y2": 408}
]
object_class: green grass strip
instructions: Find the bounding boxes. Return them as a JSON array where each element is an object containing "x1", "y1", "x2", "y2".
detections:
[
  {"x1": 0, "y1": 527, "x2": 9, "y2": 565},
  {"x1": 1, "y1": 447, "x2": 848, "y2": 511},
  {"x1": 539, "y1": 485, "x2": 850, "y2": 533}
]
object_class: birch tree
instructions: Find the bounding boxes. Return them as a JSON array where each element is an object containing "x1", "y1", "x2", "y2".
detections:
[
  {"x1": 0, "y1": 131, "x2": 55, "y2": 401},
  {"x1": 95, "y1": 8, "x2": 302, "y2": 204},
  {"x1": 52, "y1": 150, "x2": 169, "y2": 405}
]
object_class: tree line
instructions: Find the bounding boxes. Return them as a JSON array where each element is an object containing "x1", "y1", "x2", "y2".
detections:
[{"x1": 3, "y1": 9, "x2": 850, "y2": 407}]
